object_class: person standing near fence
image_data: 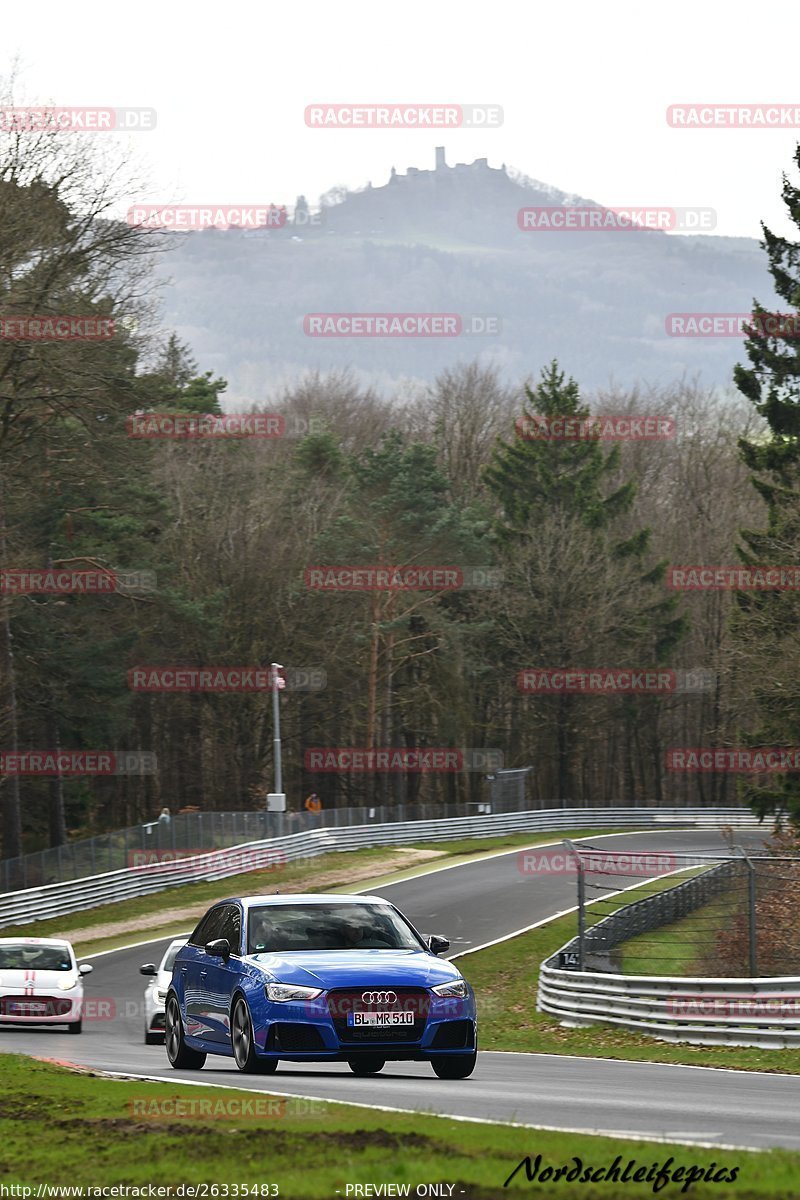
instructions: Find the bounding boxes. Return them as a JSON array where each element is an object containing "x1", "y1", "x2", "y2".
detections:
[{"x1": 304, "y1": 793, "x2": 322, "y2": 825}]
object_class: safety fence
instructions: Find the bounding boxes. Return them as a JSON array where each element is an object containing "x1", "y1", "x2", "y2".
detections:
[
  {"x1": 0, "y1": 794, "x2": 606, "y2": 891},
  {"x1": 538, "y1": 843, "x2": 800, "y2": 1048},
  {"x1": 0, "y1": 796, "x2": 755, "y2": 892},
  {"x1": 0, "y1": 805, "x2": 761, "y2": 927}
]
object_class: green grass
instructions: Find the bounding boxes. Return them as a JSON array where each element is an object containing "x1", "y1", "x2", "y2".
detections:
[
  {"x1": 0, "y1": 828, "x2": 627, "y2": 957},
  {"x1": 620, "y1": 890, "x2": 746, "y2": 976},
  {"x1": 458, "y1": 885, "x2": 800, "y2": 1074},
  {"x1": 0, "y1": 1054, "x2": 797, "y2": 1198}
]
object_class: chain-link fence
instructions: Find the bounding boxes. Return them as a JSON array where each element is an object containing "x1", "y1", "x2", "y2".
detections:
[
  {"x1": 552, "y1": 837, "x2": 800, "y2": 978},
  {"x1": 2, "y1": 791, "x2": 554, "y2": 891}
]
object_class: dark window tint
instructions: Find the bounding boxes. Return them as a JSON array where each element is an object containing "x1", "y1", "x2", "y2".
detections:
[
  {"x1": 218, "y1": 905, "x2": 242, "y2": 954},
  {"x1": 189, "y1": 906, "x2": 227, "y2": 948}
]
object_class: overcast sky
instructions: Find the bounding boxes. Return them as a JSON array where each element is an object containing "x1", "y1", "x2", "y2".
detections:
[{"x1": 4, "y1": 0, "x2": 800, "y2": 239}]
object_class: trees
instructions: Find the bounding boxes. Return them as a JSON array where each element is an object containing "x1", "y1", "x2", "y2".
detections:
[
  {"x1": 484, "y1": 363, "x2": 686, "y2": 802},
  {"x1": 732, "y1": 145, "x2": 800, "y2": 822},
  {"x1": 0, "y1": 92, "x2": 165, "y2": 860}
]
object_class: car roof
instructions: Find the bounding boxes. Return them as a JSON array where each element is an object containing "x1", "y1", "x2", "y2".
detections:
[
  {"x1": 0, "y1": 937, "x2": 74, "y2": 949},
  {"x1": 218, "y1": 894, "x2": 391, "y2": 910}
]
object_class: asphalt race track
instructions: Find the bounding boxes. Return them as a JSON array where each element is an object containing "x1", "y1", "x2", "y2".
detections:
[{"x1": 4, "y1": 828, "x2": 799, "y2": 1151}]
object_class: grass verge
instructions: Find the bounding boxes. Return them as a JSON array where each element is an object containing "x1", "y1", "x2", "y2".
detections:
[
  {"x1": 619, "y1": 890, "x2": 746, "y2": 976},
  {"x1": 0, "y1": 1054, "x2": 796, "y2": 1198}
]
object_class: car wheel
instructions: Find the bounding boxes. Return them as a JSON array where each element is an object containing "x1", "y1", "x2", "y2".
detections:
[
  {"x1": 165, "y1": 994, "x2": 206, "y2": 1069},
  {"x1": 347, "y1": 1056, "x2": 385, "y2": 1076},
  {"x1": 67, "y1": 1020, "x2": 82, "y2": 1035},
  {"x1": 431, "y1": 1051, "x2": 477, "y2": 1079},
  {"x1": 145, "y1": 1025, "x2": 163, "y2": 1046},
  {"x1": 231, "y1": 997, "x2": 277, "y2": 1074}
]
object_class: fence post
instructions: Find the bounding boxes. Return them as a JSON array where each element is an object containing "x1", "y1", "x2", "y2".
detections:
[
  {"x1": 743, "y1": 854, "x2": 758, "y2": 977},
  {"x1": 564, "y1": 839, "x2": 585, "y2": 969}
]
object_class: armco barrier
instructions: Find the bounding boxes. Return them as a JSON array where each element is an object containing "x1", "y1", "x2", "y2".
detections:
[
  {"x1": 0, "y1": 806, "x2": 761, "y2": 928},
  {"x1": 537, "y1": 959, "x2": 800, "y2": 1049}
]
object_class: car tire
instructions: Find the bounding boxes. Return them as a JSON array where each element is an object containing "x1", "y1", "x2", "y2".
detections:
[
  {"x1": 231, "y1": 997, "x2": 277, "y2": 1074},
  {"x1": 67, "y1": 1020, "x2": 82, "y2": 1035},
  {"x1": 145, "y1": 1026, "x2": 164, "y2": 1046},
  {"x1": 165, "y1": 994, "x2": 206, "y2": 1069},
  {"x1": 431, "y1": 1051, "x2": 477, "y2": 1079},
  {"x1": 347, "y1": 1056, "x2": 385, "y2": 1076}
]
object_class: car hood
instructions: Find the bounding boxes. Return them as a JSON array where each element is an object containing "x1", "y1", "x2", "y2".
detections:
[
  {"x1": 245, "y1": 949, "x2": 464, "y2": 989},
  {"x1": 0, "y1": 969, "x2": 79, "y2": 991}
]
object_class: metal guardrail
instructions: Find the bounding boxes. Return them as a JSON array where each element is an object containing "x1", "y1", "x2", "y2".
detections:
[
  {"x1": 0, "y1": 805, "x2": 760, "y2": 928},
  {"x1": 0, "y1": 798, "x2": 549, "y2": 890},
  {"x1": 0, "y1": 795, "x2": 754, "y2": 891},
  {"x1": 538, "y1": 859, "x2": 800, "y2": 1049}
]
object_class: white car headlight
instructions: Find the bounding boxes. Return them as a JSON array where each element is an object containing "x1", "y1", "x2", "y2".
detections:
[
  {"x1": 58, "y1": 976, "x2": 80, "y2": 991},
  {"x1": 431, "y1": 979, "x2": 468, "y2": 998},
  {"x1": 265, "y1": 983, "x2": 322, "y2": 1002},
  {"x1": 154, "y1": 987, "x2": 169, "y2": 1003}
]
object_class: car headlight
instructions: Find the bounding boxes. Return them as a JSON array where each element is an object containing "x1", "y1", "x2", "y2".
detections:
[
  {"x1": 431, "y1": 979, "x2": 468, "y2": 998},
  {"x1": 58, "y1": 977, "x2": 79, "y2": 991},
  {"x1": 154, "y1": 987, "x2": 169, "y2": 1003},
  {"x1": 265, "y1": 983, "x2": 322, "y2": 1002}
]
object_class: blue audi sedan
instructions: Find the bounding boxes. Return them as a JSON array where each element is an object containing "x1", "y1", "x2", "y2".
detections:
[{"x1": 165, "y1": 893, "x2": 477, "y2": 1078}]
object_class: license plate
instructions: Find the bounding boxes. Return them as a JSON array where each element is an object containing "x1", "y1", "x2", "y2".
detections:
[
  {"x1": 10, "y1": 1001, "x2": 45, "y2": 1014},
  {"x1": 347, "y1": 1011, "x2": 414, "y2": 1027}
]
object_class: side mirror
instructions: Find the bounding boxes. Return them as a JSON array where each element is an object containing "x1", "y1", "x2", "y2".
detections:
[
  {"x1": 78, "y1": 963, "x2": 94, "y2": 976},
  {"x1": 205, "y1": 938, "x2": 231, "y2": 960},
  {"x1": 427, "y1": 935, "x2": 450, "y2": 956},
  {"x1": 139, "y1": 963, "x2": 157, "y2": 976}
]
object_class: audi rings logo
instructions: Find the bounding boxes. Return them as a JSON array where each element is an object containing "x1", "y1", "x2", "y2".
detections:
[{"x1": 361, "y1": 990, "x2": 397, "y2": 1005}]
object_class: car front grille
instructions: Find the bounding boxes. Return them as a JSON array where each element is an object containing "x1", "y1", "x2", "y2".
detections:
[{"x1": 327, "y1": 987, "x2": 429, "y2": 1044}]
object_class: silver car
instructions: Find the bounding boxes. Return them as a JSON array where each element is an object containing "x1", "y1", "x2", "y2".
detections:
[{"x1": 139, "y1": 938, "x2": 186, "y2": 1044}]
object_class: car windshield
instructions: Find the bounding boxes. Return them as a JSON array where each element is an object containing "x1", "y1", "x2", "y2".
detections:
[
  {"x1": 162, "y1": 943, "x2": 183, "y2": 972},
  {"x1": 0, "y1": 946, "x2": 73, "y2": 971},
  {"x1": 247, "y1": 903, "x2": 424, "y2": 953}
]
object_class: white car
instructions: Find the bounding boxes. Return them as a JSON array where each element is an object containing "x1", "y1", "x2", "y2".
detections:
[
  {"x1": 140, "y1": 938, "x2": 186, "y2": 1044},
  {"x1": 0, "y1": 937, "x2": 93, "y2": 1034}
]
